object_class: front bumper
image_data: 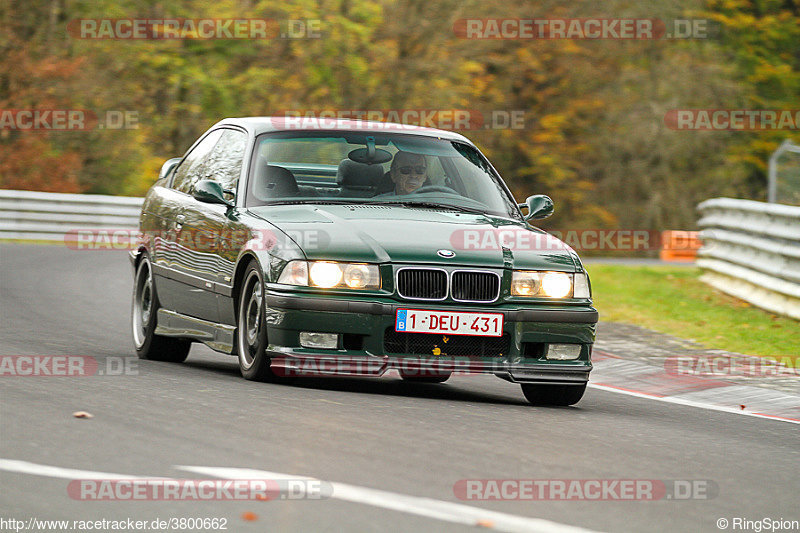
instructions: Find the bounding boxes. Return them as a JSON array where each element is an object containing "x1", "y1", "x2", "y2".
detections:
[{"x1": 264, "y1": 290, "x2": 597, "y2": 384}]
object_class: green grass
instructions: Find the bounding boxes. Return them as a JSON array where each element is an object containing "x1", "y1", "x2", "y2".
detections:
[{"x1": 586, "y1": 264, "x2": 800, "y2": 361}]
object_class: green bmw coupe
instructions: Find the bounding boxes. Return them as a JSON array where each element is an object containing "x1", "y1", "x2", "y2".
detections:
[{"x1": 130, "y1": 117, "x2": 598, "y2": 405}]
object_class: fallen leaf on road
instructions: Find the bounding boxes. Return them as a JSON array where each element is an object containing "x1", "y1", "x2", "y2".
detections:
[{"x1": 72, "y1": 411, "x2": 93, "y2": 419}]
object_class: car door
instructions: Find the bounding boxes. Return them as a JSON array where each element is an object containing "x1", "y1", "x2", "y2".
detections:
[
  {"x1": 176, "y1": 128, "x2": 247, "y2": 322},
  {"x1": 158, "y1": 129, "x2": 223, "y2": 320}
]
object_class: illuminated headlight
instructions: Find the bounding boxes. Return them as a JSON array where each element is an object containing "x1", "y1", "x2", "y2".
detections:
[
  {"x1": 511, "y1": 271, "x2": 541, "y2": 296},
  {"x1": 278, "y1": 260, "x2": 380, "y2": 290},
  {"x1": 511, "y1": 271, "x2": 573, "y2": 298},
  {"x1": 573, "y1": 272, "x2": 591, "y2": 299},
  {"x1": 309, "y1": 261, "x2": 343, "y2": 288},
  {"x1": 541, "y1": 272, "x2": 572, "y2": 298},
  {"x1": 547, "y1": 344, "x2": 582, "y2": 360}
]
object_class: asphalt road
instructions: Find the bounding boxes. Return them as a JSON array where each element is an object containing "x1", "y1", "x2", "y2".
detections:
[{"x1": 1, "y1": 243, "x2": 798, "y2": 532}]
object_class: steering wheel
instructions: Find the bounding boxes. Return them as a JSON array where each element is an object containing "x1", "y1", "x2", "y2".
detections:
[{"x1": 412, "y1": 185, "x2": 459, "y2": 195}]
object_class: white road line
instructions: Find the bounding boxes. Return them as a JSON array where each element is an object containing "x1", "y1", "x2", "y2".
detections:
[
  {"x1": 588, "y1": 383, "x2": 800, "y2": 425},
  {"x1": 0, "y1": 459, "x2": 598, "y2": 533},
  {"x1": 177, "y1": 466, "x2": 598, "y2": 533},
  {"x1": 0, "y1": 459, "x2": 143, "y2": 480}
]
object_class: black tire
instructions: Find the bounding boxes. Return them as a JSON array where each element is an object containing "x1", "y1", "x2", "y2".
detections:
[
  {"x1": 400, "y1": 371, "x2": 452, "y2": 384},
  {"x1": 131, "y1": 255, "x2": 191, "y2": 362},
  {"x1": 521, "y1": 383, "x2": 586, "y2": 406},
  {"x1": 236, "y1": 262, "x2": 283, "y2": 382}
]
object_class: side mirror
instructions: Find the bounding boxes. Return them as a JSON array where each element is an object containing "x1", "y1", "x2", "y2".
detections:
[
  {"x1": 193, "y1": 180, "x2": 232, "y2": 206},
  {"x1": 519, "y1": 194, "x2": 554, "y2": 221},
  {"x1": 159, "y1": 157, "x2": 182, "y2": 181}
]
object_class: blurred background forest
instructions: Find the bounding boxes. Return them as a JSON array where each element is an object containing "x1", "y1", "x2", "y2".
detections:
[{"x1": 0, "y1": 0, "x2": 798, "y2": 230}]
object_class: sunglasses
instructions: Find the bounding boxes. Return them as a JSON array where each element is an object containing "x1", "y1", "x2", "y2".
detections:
[{"x1": 397, "y1": 166, "x2": 427, "y2": 175}]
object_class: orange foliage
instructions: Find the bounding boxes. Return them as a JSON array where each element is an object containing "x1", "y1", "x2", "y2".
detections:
[{"x1": 0, "y1": 135, "x2": 83, "y2": 193}]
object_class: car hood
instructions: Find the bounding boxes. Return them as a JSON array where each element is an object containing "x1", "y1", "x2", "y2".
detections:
[{"x1": 248, "y1": 204, "x2": 577, "y2": 271}]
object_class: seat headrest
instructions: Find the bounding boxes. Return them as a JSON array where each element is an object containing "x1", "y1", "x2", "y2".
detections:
[
  {"x1": 376, "y1": 171, "x2": 395, "y2": 194},
  {"x1": 337, "y1": 159, "x2": 384, "y2": 190},
  {"x1": 253, "y1": 159, "x2": 299, "y2": 199}
]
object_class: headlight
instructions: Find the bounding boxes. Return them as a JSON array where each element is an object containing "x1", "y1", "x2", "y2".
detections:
[
  {"x1": 343, "y1": 263, "x2": 379, "y2": 289},
  {"x1": 511, "y1": 271, "x2": 574, "y2": 298},
  {"x1": 309, "y1": 261, "x2": 343, "y2": 288},
  {"x1": 278, "y1": 260, "x2": 380, "y2": 290},
  {"x1": 510, "y1": 271, "x2": 541, "y2": 296},
  {"x1": 541, "y1": 272, "x2": 572, "y2": 298}
]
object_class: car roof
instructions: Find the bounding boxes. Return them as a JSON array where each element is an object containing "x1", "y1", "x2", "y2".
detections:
[{"x1": 212, "y1": 117, "x2": 474, "y2": 144}]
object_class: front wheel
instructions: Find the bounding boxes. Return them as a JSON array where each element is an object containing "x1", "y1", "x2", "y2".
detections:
[
  {"x1": 521, "y1": 383, "x2": 586, "y2": 406},
  {"x1": 131, "y1": 255, "x2": 191, "y2": 362},
  {"x1": 237, "y1": 263, "x2": 283, "y2": 382}
]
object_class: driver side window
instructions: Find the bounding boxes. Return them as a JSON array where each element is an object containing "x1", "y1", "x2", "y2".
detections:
[
  {"x1": 202, "y1": 129, "x2": 247, "y2": 199},
  {"x1": 171, "y1": 130, "x2": 223, "y2": 194}
]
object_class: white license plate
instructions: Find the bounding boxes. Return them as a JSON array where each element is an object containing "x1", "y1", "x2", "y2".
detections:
[{"x1": 395, "y1": 309, "x2": 504, "y2": 337}]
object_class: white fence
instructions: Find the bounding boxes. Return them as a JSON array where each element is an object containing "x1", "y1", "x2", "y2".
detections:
[
  {"x1": 697, "y1": 198, "x2": 800, "y2": 320},
  {"x1": 0, "y1": 189, "x2": 143, "y2": 241}
]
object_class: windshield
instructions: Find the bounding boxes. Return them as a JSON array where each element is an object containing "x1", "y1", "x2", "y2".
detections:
[{"x1": 245, "y1": 131, "x2": 521, "y2": 219}]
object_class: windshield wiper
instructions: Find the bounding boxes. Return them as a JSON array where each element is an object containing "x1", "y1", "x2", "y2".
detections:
[
  {"x1": 263, "y1": 199, "x2": 489, "y2": 216},
  {"x1": 361, "y1": 200, "x2": 487, "y2": 215},
  {"x1": 264, "y1": 199, "x2": 366, "y2": 206}
]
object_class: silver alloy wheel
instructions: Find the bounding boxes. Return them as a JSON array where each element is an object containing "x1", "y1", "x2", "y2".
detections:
[
  {"x1": 132, "y1": 259, "x2": 153, "y2": 348},
  {"x1": 238, "y1": 269, "x2": 263, "y2": 370}
]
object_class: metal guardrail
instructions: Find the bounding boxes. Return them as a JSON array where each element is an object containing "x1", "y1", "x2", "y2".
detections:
[
  {"x1": 0, "y1": 189, "x2": 143, "y2": 241},
  {"x1": 697, "y1": 197, "x2": 800, "y2": 320}
]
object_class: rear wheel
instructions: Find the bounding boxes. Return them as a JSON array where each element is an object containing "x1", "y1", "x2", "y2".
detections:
[
  {"x1": 131, "y1": 255, "x2": 191, "y2": 362},
  {"x1": 521, "y1": 383, "x2": 586, "y2": 406},
  {"x1": 400, "y1": 371, "x2": 452, "y2": 384},
  {"x1": 237, "y1": 263, "x2": 282, "y2": 381}
]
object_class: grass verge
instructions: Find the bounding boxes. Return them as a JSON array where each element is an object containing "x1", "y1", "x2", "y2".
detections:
[{"x1": 586, "y1": 264, "x2": 800, "y2": 361}]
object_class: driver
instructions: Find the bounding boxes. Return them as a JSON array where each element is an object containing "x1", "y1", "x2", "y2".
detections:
[{"x1": 388, "y1": 151, "x2": 428, "y2": 195}]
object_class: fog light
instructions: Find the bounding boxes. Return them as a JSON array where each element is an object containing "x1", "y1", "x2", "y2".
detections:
[
  {"x1": 547, "y1": 344, "x2": 582, "y2": 360},
  {"x1": 299, "y1": 332, "x2": 339, "y2": 349}
]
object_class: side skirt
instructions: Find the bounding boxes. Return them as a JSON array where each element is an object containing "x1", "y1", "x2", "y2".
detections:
[{"x1": 155, "y1": 309, "x2": 237, "y2": 354}]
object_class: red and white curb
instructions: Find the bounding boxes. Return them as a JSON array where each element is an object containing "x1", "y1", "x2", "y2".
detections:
[{"x1": 589, "y1": 351, "x2": 800, "y2": 424}]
